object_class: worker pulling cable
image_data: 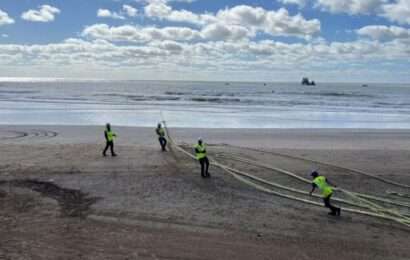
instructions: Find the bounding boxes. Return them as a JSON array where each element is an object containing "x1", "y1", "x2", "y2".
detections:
[
  {"x1": 160, "y1": 115, "x2": 410, "y2": 228},
  {"x1": 195, "y1": 138, "x2": 211, "y2": 178},
  {"x1": 229, "y1": 145, "x2": 410, "y2": 189},
  {"x1": 218, "y1": 153, "x2": 410, "y2": 209}
]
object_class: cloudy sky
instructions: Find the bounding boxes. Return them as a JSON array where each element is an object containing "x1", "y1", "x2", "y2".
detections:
[{"x1": 0, "y1": 0, "x2": 409, "y2": 82}]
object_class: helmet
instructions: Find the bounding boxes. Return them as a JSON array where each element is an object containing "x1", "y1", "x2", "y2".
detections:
[{"x1": 311, "y1": 171, "x2": 319, "y2": 177}]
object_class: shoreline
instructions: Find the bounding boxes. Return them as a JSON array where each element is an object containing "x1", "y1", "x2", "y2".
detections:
[
  {"x1": 4, "y1": 124, "x2": 410, "y2": 129},
  {"x1": 1, "y1": 125, "x2": 409, "y2": 150}
]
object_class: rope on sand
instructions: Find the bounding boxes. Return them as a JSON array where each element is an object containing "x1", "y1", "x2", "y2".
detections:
[
  {"x1": 214, "y1": 153, "x2": 410, "y2": 226},
  {"x1": 209, "y1": 154, "x2": 410, "y2": 218},
  {"x1": 217, "y1": 154, "x2": 410, "y2": 209},
  {"x1": 387, "y1": 190, "x2": 410, "y2": 199},
  {"x1": 227, "y1": 145, "x2": 410, "y2": 189},
  {"x1": 213, "y1": 161, "x2": 410, "y2": 227},
  {"x1": 160, "y1": 118, "x2": 410, "y2": 228}
]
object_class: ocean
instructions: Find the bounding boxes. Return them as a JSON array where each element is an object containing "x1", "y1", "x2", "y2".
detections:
[{"x1": 0, "y1": 80, "x2": 410, "y2": 128}]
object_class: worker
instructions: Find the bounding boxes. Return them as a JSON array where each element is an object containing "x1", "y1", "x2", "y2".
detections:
[
  {"x1": 309, "y1": 171, "x2": 341, "y2": 216},
  {"x1": 102, "y1": 123, "x2": 117, "y2": 157},
  {"x1": 156, "y1": 123, "x2": 167, "y2": 151},
  {"x1": 194, "y1": 138, "x2": 210, "y2": 178}
]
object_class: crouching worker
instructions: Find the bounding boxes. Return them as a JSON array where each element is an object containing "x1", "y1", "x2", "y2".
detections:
[
  {"x1": 195, "y1": 138, "x2": 210, "y2": 178},
  {"x1": 103, "y1": 123, "x2": 117, "y2": 157},
  {"x1": 156, "y1": 123, "x2": 167, "y2": 151},
  {"x1": 309, "y1": 171, "x2": 341, "y2": 216}
]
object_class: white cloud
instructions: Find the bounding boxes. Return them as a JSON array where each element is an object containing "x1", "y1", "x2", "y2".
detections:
[
  {"x1": 144, "y1": 1, "x2": 213, "y2": 26},
  {"x1": 215, "y1": 6, "x2": 320, "y2": 38},
  {"x1": 357, "y1": 25, "x2": 410, "y2": 40},
  {"x1": 151, "y1": 40, "x2": 185, "y2": 53},
  {"x1": 88, "y1": 4, "x2": 320, "y2": 43},
  {"x1": 146, "y1": 26, "x2": 200, "y2": 41},
  {"x1": 0, "y1": 9, "x2": 14, "y2": 26},
  {"x1": 169, "y1": 0, "x2": 196, "y2": 2},
  {"x1": 83, "y1": 24, "x2": 146, "y2": 42},
  {"x1": 1, "y1": 34, "x2": 9, "y2": 38},
  {"x1": 139, "y1": 0, "x2": 196, "y2": 4},
  {"x1": 123, "y1": 5, "x2": 138, "y2": 17},
  {"x1": 278, "y1": 0, "x2": 307, "y2": 8},
  {"x1": 144, "y1": 0, "x2": 174, "y2": 19},
  {"x1": 315, "y1": 0, "x2": 386, "y2": 15},
  {"x1": 97, "y1": 9, "x2": 125, "y2": 20},
  {"x1": 82, "y1": 24, "x2": 200, "y2": 42},
  {"x1": 144, "y1": 2, "x2": 320, "y2": 38},
  {"x1": 1, "y1": 1, "x2": 409, "y2": 81},
  {"x1": 381, "y1": 0, "x2": 410, "y2": 24},
  {"x1": 314, "y1": 0, "x2": 410, "y2": 25},
  {"x1": 21, "y1": 5, "x2": 60, "y2": 22},
  {"x1": 200, "y1": 23, "x2": 252, "y2": 41},
  {"x1": 0, "y1": 36, "x2": 409, "y2": 81},
  {"x1": 1, "y1": 36, "x2": 408, "y2": 69},
  {"x1": 98, "y1": 5, "x2": 139, "y2": 19}
]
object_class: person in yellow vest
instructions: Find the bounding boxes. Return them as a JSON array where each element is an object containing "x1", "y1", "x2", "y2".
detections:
[
  {"x1": 195, "y1": 138, "x2": 210, "y2": 178},
  {"x1": 309, "y1": 171, "x2": 341, "y2": 216},
  {"x1": 103, "y1": 123, "x2": 117, "y2": 157},
  {"x1": 156, "y1": 123, "x2": 167, "y2": 151}
]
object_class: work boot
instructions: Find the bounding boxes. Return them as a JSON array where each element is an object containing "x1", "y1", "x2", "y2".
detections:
[{"x1": 112, "y1": 153, "x2": 117, "y2": 157}]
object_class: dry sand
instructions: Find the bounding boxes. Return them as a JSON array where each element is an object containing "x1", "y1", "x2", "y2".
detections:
[{"x1": 0, "y1": 125, "x2": 409, "y2": 260}]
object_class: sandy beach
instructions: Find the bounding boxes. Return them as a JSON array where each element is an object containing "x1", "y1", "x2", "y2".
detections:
[{"x1": 1, "y1": 125, "x2": 409, "y2": 260}]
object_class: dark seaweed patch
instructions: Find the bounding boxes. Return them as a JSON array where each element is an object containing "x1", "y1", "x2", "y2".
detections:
[{"x1": 1, "y1": 179, "x2": 98, "y2": 218}]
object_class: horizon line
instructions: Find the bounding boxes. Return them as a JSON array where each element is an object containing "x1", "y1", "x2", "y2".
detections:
[{"x1": 0, "y1": 77, "x2": 409, "y2": 85}]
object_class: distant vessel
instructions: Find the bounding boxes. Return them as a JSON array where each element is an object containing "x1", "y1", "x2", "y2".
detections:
[
  {"x1": 301, "y1": 77, "x2": 315, "y2": 86},
  {"x1": 362, "y1": 84, "x2": 368, "y2": 87}
]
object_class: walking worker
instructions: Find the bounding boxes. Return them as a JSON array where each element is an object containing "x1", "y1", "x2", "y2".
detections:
[
  {"x1": 156, "y1": 123, "x2": 167, "y2": 151},
  {"x1": 309, "y1": 171, "x2": 341, "y2": 216},
  {"x1": 195, "y1": 138, "x2": 210, "y2": 178},
  {"x1": 103, "y1": 123, "x2": 117, "y2": 157}
]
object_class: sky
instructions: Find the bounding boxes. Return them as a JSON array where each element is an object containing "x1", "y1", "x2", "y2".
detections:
[{"x1": 0, "y1": 0, "x2": 409, "y2": 82}]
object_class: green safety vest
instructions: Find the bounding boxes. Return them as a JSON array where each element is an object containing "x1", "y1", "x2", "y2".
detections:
[
  {"x1": 195, "y1": 144, "x2": 207, "y2": 160},
  {"x1": 313, "y1": 176, "x2": 333, "y2": 197},
  {"x1": 105, "y1": 130, "x2": 116, "y2": 142},
  {"x1": 156, "y1": 128, "x2": 165, "y2": 137}
]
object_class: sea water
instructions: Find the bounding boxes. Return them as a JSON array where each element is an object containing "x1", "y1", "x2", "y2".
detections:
[{"x1": 0, "y1": 80, "x2": 410, "y2": 128}]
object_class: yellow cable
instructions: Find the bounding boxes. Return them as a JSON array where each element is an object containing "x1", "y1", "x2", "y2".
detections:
[{"x1": 161, "y1": 117, "x2": 410, "y2": 228}]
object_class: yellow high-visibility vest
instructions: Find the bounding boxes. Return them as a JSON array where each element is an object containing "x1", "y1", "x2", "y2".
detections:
[
  {"x1": 105, "y1": 130, "x2": 116, "y2": 142},
  {"x1": 156, "y1": 128, "x2": 165, "y2": 137},
  {"x1": 195, "y1": 144, "x2": 207, "y2": 160},
  {"x1": 313, "y1": 176, "x2": 333, "y2": 197}
]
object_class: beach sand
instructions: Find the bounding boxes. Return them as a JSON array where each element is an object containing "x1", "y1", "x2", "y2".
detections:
[{"x1": 1, "y1": 126, "x2": 409, "y2": 260}]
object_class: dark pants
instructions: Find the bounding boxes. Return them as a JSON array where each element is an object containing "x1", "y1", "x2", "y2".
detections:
[
  {"x1": 158, "y1": 137, "x2": 167, "y2": 151},
  {"x1": 103, "y1": 141, "x2": 115, "y2": 156},
  {"x1": 323, "y1": 193, "x2": 340, "y2": 215},
  {"x1": 199, "y1": 157, "x2": 210, "y2": 178}
]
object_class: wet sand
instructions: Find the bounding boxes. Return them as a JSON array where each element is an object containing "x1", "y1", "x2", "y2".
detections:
[{"x1": 1, "y1": 126, "x2": 409, "y2": 260}]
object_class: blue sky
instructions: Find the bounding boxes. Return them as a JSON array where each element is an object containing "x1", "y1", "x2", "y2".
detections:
[{"x1": 0, "y1": 0, "x2": 409, "y2": 82}]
